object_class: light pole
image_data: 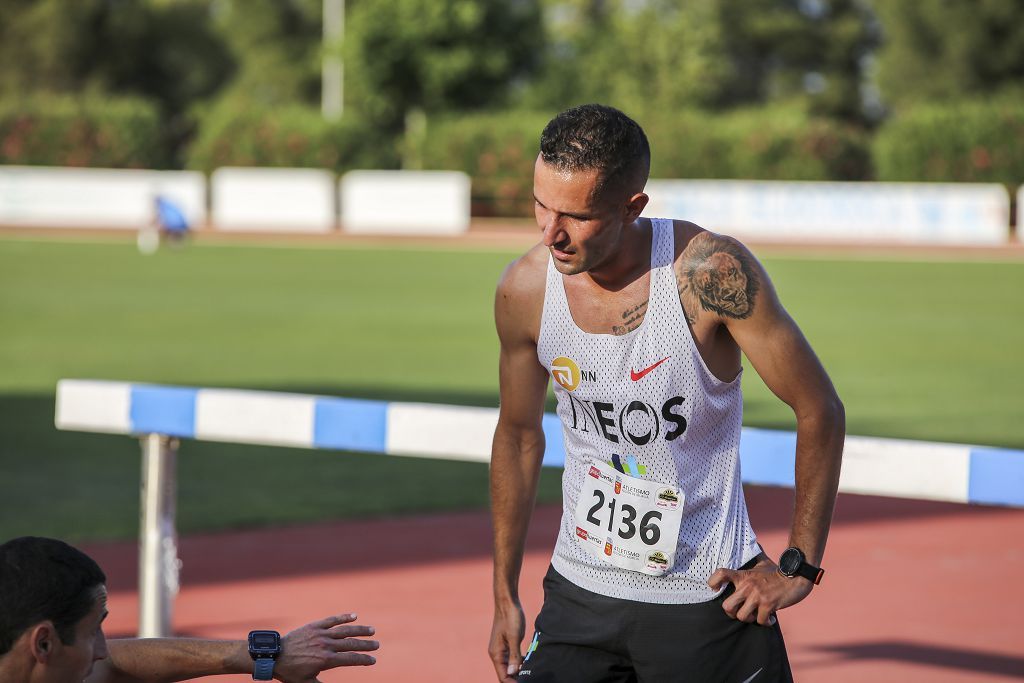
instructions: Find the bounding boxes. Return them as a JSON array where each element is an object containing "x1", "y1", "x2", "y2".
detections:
[{"x1": 322, "y1": 0, "x2": 344, "y2": 120}]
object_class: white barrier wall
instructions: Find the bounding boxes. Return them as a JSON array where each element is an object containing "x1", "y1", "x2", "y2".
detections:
[
  {"x1": 3, "y1": 164, "x2": 1016, "y2": 243},
  {"x1": 0, "y1": 166, "x2": 205, "y2": 229},
  {"x1": 211, "y1": 167, "x2": 336, "y2": 233},
  {"x1": 341, "y1": 170, "x2": 471, "y2": 235},
  {"x1": 644, "y1": 180, "x2": 1011, "y2": 245}
]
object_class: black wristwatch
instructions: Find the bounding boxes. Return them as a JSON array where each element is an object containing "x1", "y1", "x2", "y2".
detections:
[
  {"x1": 248, "y1": 630, "x2": 282, "y2": 681},
  {"x1": 778, "y1": 547, "x2": 824, "y2": 585}
]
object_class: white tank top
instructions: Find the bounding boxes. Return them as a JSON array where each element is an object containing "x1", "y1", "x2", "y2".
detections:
[{"x1": 538, "y1": 218, "x2": 760, "y2": 604}]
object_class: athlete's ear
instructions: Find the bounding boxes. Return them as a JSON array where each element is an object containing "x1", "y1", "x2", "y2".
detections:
[
  {"x1": 29, "y1": 622, "x2": 57, "y2": 663},
  {"x1": 623, "y1": 192, "x2": 649, "y2": 223}
]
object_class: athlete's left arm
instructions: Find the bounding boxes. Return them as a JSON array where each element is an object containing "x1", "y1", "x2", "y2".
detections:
[
  {"x1": 87, "y1": 614, "x2": 378, "y2": 683},
  {"x1": 695, "y1": 234, "x2": 845, "y2": 625}
]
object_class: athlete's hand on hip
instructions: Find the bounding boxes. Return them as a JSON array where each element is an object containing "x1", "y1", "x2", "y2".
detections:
[
  {"x1": 275, "y1": 613, "x2": 378, "y2": 683},
  {"x1": 708, "y1": 556, "x2": 813, "y2": 626},
  {"x1": 489, "y1": 599, "x2": 525, "y2": 682}
]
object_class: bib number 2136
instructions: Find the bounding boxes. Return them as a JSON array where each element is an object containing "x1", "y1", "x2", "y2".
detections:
[{"x1": 572, "y1": 460, "x2": 684, "y2": 576}]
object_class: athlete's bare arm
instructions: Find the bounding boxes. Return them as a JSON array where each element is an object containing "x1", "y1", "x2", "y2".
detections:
[
  {"x1": 676, "y1": 230, "x2": 845, "y2": 626},
  {"x1": 488, "y1": 247, "x2": 551, "y2": 683},
  {"x1": 86, "y1": 614, "x2": 377, "y2": 683}
]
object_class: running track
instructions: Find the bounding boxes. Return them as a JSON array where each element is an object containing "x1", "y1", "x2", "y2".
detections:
[{"x1": 84, "y1": 486, "x2": 1024, "y2": 682}]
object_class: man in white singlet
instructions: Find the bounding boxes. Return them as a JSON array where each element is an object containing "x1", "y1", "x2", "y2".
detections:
[{"x1": 488, "y1": 104, "x2": 845, "y2": 682}]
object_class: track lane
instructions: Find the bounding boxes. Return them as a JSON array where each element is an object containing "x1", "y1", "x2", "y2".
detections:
[{"x1": 88, "y1": 487, "x2": 1024, "y2": 682}]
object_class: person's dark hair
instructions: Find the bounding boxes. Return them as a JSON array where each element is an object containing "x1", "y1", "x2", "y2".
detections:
[
  {"x1": 0, "y1": 537, "x2": 106, "y2": 656},
  {"x1": 539, "y1": 104, "x2": 651, "y2": 200}
]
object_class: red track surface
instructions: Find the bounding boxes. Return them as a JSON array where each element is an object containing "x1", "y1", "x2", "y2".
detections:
[{"x1": 83, "y1": 487, "x2": 1024, "y2": 682}]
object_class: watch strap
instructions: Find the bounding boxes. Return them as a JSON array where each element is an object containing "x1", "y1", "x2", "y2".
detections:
[
  {"x1": 797, "y1": 562, "x2": 824, "y2": 585},
  {"x1": 253, "y1": 658, "x2": 275, "y2": 681}
]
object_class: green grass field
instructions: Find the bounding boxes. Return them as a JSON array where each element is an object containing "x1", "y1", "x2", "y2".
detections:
[{"x1": 1, "y1": 236, "x2": 1022, "y2": 542}]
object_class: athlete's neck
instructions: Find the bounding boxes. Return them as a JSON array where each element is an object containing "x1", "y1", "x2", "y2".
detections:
[
  {"x1": 581, "y1": 219, "x2": 651, "y2": 292},
  {"x1": 0, "y1": 657, "x2": 28, "y2": 683}
]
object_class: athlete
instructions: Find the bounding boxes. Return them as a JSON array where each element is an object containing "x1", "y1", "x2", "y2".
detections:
[
  {"x1": 0, "y1": 536, "x2": 379, "y2": 683},
  {"x1": 488, "y1": 104, "x2": 845, "y2": 682}
]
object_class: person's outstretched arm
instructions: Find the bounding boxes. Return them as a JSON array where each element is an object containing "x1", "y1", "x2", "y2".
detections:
[
  {"x1": 88, "y1": 614, "x2": 377, "y2": 683},
  {"x1": 488, "y1": 254, "x2": 550, "y2": 683}
]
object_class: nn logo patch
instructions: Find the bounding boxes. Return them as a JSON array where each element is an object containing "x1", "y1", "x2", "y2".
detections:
[{"x1": 552, "y1": 356, "x2": 595, "y2": 391}]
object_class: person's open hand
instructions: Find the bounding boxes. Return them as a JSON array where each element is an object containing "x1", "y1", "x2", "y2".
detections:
[{"x1": 275, "y1": 614, "x2": 378, "y2": 683}]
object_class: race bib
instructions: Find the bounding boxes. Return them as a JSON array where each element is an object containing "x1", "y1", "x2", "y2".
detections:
[{"x1": 572, "y1": 460, "x2": 684, "y2": 576}]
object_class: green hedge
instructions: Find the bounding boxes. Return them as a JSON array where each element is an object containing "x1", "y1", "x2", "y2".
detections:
[
  {"x1": 0, "y1": 95, "x2": 164, "y2": 168},
  {"x1": 185, "y1": 100, "x2": 398, "y2": 174},
  {"x1": 645, "y1": 106, "x2": 872, "y2": 181},
  {"x1": 414, "y1": 107, "x2": 871, "y2": 216},
  {"x1": 417, "y1": 111, "x2": 552, "y2": 216},
  {"x1": 874, "y1": 99, "x2": 1024, "y2": 185}
]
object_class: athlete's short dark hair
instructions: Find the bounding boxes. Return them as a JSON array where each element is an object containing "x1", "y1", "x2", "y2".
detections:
[
  {"x1": 0, "y1": 537, "x2": 106, "y2": 655},
  {"x1": 539, "y1": 104, "x2": 650, "y2": 199}
]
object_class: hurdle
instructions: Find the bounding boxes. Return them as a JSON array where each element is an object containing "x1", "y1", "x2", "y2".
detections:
[{"x1": 54, "y1": 379, "x2": 1024, "y2": 637}]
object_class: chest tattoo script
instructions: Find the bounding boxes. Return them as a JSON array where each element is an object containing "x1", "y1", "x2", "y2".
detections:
[
  {"x1": 609, "y1": 232, "x2": 759, "y2": 334},
  {"x1": 676, "y1": 232, "x2": 760, "y2": 320},
  {"x1": 612, "y1": 300, "x2": 648, "y2": 336}
]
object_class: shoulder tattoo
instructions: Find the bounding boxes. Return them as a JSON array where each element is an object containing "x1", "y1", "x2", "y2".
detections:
[
  {"x1": 676, "y1": 232, "x2": 760, "y2": 320},
  {"x1": 675, "y1": 278, "x2": 697, "y2": 325}
]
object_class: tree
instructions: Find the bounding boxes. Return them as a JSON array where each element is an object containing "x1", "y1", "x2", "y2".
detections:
[
  {"x1": 342, "y1": 0, "x2": 544, "y2": 134},
  {"x1": 0, "y1": 0, "x2": 233, "y2": 116},
  {"x1": 0, "y1": 0, "x2": 234, "y2": 165},
  {"x1": 522, "y1": 0, "x2": 733, "y2": 113},
  {"x1": 205, "y1": 0, "x2": 323, "y2": 106},
  {"x1": 873, "y1": 1, "x2": 1024, "y2": 110},
  {"x1": 791, "y1": 0, "x2": 879, "y2": 122},
  {"x1": 521, "y1": 0, "x2": 877, "y2": 123}
]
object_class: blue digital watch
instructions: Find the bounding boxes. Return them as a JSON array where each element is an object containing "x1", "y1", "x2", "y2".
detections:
[{"x1": 247, "y1": 630, "x2": 281, "y2": 681}]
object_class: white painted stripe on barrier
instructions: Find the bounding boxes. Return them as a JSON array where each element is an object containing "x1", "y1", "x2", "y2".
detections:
[
  {"x1": 1018, "y1": 186, "x2": 1023, "y2": 244},
  {"x1": 644, "y1": 180, "x2": 1010, "y2": 245},
  {"x1": 54, "y1": 381, "x2": 1023, "y2": 507},
  {"x1": 54, "y1": 379, "x2": 132, "y2": 434},
  {"x1": 211, "y1": 168, "x2": 336, "y2": 233},
  {"x1": 341, "y1": 171, "x2": 471, "y2": 235},
  {"x1": 839, "y1": 435, "x2": 971, "y2": 503},
  {"x1": 0, "y1": 166, "x2": 206, "y2": 229},
  {"x1": 386, "y1": 402, "x2": 497, "y2": 462},
  {"x1": 193, "y1": 389, "x2": 315, "y2": 447}
]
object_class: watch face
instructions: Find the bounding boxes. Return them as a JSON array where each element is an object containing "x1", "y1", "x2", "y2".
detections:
[
  {"x1": 249, "y1": 631, "x2": 281, "y2": 654},
  {"x1": 779, "y1": 548, "x2": 804, "y2": 576}
]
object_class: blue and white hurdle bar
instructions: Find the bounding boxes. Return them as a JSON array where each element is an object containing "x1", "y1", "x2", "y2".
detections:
[{"x1": 55, "y1": 379, "x2": 1024, "y2": 637}]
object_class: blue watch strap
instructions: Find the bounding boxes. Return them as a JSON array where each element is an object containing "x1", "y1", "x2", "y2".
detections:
[{"x1": 253, "y1": 658, "x2": 275, "y2": 681}]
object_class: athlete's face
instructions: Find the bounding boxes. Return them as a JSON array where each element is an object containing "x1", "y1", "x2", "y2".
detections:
[
  {"x1": 44, "y1": 585, "x2": 109, "y2": 683},
  {"x1": 533, "y1": 156, "x2": 645, "y2": 276}
]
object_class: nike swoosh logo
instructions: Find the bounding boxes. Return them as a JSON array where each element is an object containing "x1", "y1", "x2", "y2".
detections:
[
  {"x1": 630, "y1": 357, "x2": 670, "y2": 381},
  {"x1": 740, "y1": 668, "x2": 763, "y2": 683}
]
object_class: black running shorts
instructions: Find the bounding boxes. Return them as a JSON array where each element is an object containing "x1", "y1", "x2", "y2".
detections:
[{"x1": 517, "y1": 564, "x2": 794, "y2": 683}]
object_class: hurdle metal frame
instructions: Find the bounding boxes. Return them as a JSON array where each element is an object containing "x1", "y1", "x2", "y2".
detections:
[{"x1": 138, "y1": 434, "x2": 179, "y2": 637}]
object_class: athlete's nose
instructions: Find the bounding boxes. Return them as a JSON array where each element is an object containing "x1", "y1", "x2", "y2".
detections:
[
  {"x1": 94, "y1": 629, "x2": 109, "y2": 661},
  {"x1": 540, "y1": 211, "x2": 567, "y2": 248}
]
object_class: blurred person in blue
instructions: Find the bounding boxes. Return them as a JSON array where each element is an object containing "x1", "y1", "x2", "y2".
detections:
[
  {"x1": 139, "y1": 195, "x2": 190, "y2": 254},
  {"x1": 0, "y1": 536, "x2": 379, "y2": 683}
]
